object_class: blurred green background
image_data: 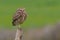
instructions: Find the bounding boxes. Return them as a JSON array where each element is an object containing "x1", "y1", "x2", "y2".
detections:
[{"x1": 0, "y1": 0, "x2": 60, "y2": 29}]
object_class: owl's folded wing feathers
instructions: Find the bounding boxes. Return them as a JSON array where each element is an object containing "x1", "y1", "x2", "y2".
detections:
[{"x1": 13, "y1": 13, "x2": 21, "y2": 20}]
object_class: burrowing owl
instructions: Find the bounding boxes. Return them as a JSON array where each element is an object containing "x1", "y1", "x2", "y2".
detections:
[{"x1": 12, "y1": 8, "x2": 27, "y2": 26}]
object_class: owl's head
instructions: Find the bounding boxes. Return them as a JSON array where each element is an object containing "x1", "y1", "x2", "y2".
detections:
[{"x1": 16, "y1": 8, "x2": 25, "y2": 13}]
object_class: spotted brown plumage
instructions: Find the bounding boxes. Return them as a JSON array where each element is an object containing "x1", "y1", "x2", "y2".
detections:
[{"x1": 12, "y1": 8, "x2": 27, "y2": 26}]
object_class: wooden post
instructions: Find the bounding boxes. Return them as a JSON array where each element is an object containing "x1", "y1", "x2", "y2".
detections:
[{"x1": 15, "y1": 25, "x2": 23, "y2": 40}]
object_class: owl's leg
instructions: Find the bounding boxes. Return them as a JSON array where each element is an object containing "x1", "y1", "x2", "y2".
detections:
[{"x1": 15, "y1": 25, "x2": 23, "y2": 40}]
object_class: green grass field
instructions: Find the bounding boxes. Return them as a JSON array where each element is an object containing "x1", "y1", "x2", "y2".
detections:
[{"x1": 0, "y1": 0, "x2": 60, "y2": 29}]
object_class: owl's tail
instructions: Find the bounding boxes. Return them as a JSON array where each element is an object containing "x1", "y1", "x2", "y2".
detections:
[{"x1": 12, "y1": 21, "x2": 16, "y2": 26}]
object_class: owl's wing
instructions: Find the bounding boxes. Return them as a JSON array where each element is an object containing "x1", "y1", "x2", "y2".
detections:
[
  {"x1": 13, "y1": 13, "x2": 21, "y2": 20},
  {"x1": 12, "y1": 12, "x2": 21, "y2": 26}
]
